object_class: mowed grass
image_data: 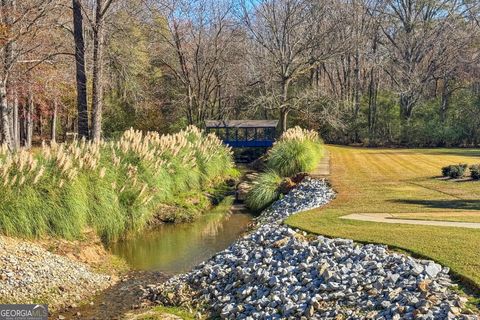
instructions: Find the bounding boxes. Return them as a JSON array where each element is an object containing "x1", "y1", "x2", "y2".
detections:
[{"x1": 285, "y1": 145, "x2": 480, "y2": 289}]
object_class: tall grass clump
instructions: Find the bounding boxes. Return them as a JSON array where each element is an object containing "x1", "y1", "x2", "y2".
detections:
[
  {"x1": 245, "y1": 170, "x2": 283, "y2": 211},
  {"x1": 470, "y1": 164, "x2": 480, "y2": 180},
  {"x1": 0, "y1": 126, "x2": 234, "y2": 243},
  {"x1": 245, "y1": 127, "x2": 323, "y2": 211},
  {"x1": 267, "y1": 126, "x2": 323, "y2": 177}
]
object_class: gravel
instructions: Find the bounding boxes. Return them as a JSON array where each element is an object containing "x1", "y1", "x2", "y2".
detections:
[
  {"x1": 0, "y1": 236, "x2": 113, "y2": 310},
  {"x1": 142, "y1": 178, "x2": 478, "y2": 319}
]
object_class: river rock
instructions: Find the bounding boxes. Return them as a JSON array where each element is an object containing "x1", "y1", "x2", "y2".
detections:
[
  {"x1": 237, "y1": 182, "x2": 253, "y2": 201},
  {"x1": 142, "y1": 178, "x2": 476, "y2": 320},
  {"x1": 425, "y1": 262, "x2": 443, "y2": 278}
]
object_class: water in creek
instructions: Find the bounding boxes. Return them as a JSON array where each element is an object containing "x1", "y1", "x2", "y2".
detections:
[{"x1": 110, "y1": 205, "x2": 254, "y2": 274}]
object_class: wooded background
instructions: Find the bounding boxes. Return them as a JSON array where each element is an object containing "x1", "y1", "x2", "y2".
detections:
[{"x1": 1, "y1": 0, "x2": 479, "y2": 148}]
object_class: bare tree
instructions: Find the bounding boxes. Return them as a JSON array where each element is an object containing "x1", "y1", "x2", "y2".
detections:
[
  {"x1": 0, "y1": 0, "x2": 62, "y2": 149},
  {"x1": 241, "y1": 0, "x2": 347, "y2": 132},
  {"x1": 378, "y1": 0, "x2": 463, "y2": 123},
  {"x1": 148, "y1": 0, "x2": 244, "y2": 125},
  {"x1": 0, "y1": 0, "x2": 16, "y2": 149}
]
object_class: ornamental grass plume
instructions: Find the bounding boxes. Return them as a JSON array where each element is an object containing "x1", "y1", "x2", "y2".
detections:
[
  {"x1": 0, "y1": 144, "x2": 8, "y2": 155},
  {"x1": 99, "y1": 167, "x2": 106, "y2": 179},
  {"x1": 0, "y1": 126, "x2": 234, "y2": 242},
  {"x1": 10, "y1": 174, "x2": 17, "y2": 186},
  {"x1": 18, "y1": 175, "x2": 25, "y2": 186},
  {"x1": 278, "y1": 126, "x2": 319, "y2": 142},
  {"x1": 33, "y1": 166, "x2": 45, "y2": 184},
  {"x1": 267, "y1": 127, "x2": 323, "y2": 177}
]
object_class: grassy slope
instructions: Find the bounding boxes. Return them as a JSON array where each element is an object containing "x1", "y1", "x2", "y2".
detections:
[{"x1": 285, "y1": 145, "x2": 480, "y2": 288}]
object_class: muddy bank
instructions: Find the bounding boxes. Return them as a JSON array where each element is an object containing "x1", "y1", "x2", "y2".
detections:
[
  {"x1": 0, "y1": 233, "x2": 170, "y2": 319},
  {"x1": 53, "y1": 271, "x2": 169, "y2": 320}
]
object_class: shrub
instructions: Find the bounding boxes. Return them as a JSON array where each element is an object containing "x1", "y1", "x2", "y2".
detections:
[
  {"x1": 0, "y1": 126, "x2": 234, "y2": 242},
  {"x1": 441, "y1": 165, "x2": 452, "y2": 177},
  {"x1": 245, "y1": 171, "x2": 283, "y2": 211},
  {"x1": 245, "y1": 127, "x2": 324, "y2": 211},
  {"x1": 470, "y1": 164, "x2": 480, "y2": 180},
  {"x1": 267, "y1": 127, "x2": 323, "y2": 177},
  {"x1": 447, "y1": 164, "x2": 467, "y2": 179}
]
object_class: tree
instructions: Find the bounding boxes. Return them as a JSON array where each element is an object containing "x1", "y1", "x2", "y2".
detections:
[
  {"x1": 241, "y1": 0, "x2": 346, "y2": 132},
  {"x1": 148, "y1": 0, "x2": 244, "y2": 126},
  {"x1": 91, "y1": 0, "x2": 115, "y2": 140},
  {"x1": 0, "y1": 0, "x2": 16, "y2": 149},
  {"x1": 378, "y1": 0, "x2": 462, "y2": 122},
  {"x1": 0, "y1": 0, "x2": 58, "y2": 149},
  {"x1": 72, "y1": 0, "x2": 89, "y2": 138}
]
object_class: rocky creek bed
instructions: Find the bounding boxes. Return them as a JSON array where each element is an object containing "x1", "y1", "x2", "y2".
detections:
[
  {"x1": 0, "y1": 236, "x2": 114, "y2": 310},
  {"x1": 142, "y1": 178, "x2": 478, "y2": 319}
]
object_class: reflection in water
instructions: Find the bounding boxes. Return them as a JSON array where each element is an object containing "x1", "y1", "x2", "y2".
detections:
[{"x1": 110, "y1": 208, "x2": 253, "y2": 274}]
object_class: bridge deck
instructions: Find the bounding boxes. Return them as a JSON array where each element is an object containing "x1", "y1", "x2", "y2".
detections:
[{"x1": 206, "y1": 120, "x2": 279, "y2": 149}]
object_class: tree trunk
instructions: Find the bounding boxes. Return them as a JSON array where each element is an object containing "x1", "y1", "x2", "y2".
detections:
[
  {"x1": 8, "y1": 96, "x2": 13, "y2": 145},
  {"x1": 20, "y1": 103, "x2": 26, "y2": 146},
  {"x1": 39, "y1": 113, "x2": 43, "y2": 137},
  {"x1": 279, "y1": 107, "x2": 289, "y2": 134},
  {"x1": 353, "y1": 49, "x2": 361, "y2": 143},
  {"x1": 440, "y1": 79, "x2": 451, "y2": 124},
  {"x1": 279, "y1": 78, "x2": 290, "y2": 133},
  {"x1": 26, "y1": 88, "x2": 33, "y2": 148},
  {"x1": 399, "y1": 93, "x2": 416, "y2": 144},
  {"x1": 353, "y1": 50, "x2": 360, "y2": 117},
  {"x1": 0, "y1": 84, "x2": 13, "y2": 149},
  {"x1": 368, "y1": 31, "x2": 379, "y2": 143},
  {"x1": 186, "y1": 84, "x2": 194, "y2": 125},
  {"x1": 51, "y1": 99, "x2": 57, "y2": 143},
  {"x1": 91, "y1": 0, "x2": 105, "y2": 141},
  {"x1": 1, "y1": 0, "x2": 14, "y2": 149},
  {"x1": 73, "y1": 0, "x2": 89, "y2": 139},
  {"x1": 367, "y1": 68, "x2": 378, "y2": 140},
  {"x1": 12, "y1": 89, "x2": 19, "y2": 148},
  {"x1": 399, "y1": 93, "x2": 415, "y2": 121}
]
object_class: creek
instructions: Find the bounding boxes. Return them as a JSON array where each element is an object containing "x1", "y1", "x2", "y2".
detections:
[{"x1": 109, "y1": 204, "x2": 254, "y2": 274}]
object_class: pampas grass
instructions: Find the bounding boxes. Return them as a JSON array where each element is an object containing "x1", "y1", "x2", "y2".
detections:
[
  {"x1": 245, "y1": 170, "x2": 283, "y2": 211},
  {"x1": 267, "y1": 126, "x2": 323, "y2": 177},
  {"x1": 245, "y1": 126, "x2": 323, "y2": 211},
  {"x1": 0, "y1": 126, "x2": 234, "y2": 242}
]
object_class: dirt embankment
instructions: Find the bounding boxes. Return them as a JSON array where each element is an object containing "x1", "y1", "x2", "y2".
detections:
[{"x1": 0, "y1": 233, "x2": 125, "y2": 312}]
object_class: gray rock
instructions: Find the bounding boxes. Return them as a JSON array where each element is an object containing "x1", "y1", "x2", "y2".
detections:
[
  {"x1": 425, "y1": 262, "x2": 442, "y2": 278},
  {"x1": 141, "y1": 178, "x2": 470, "y2": 319}
]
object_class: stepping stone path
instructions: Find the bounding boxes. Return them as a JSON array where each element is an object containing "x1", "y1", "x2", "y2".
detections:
[
  {"x1": 341, "y1": 213, "x2": 480, "y2": 229},
  {"x1": 142, "y1": 178, "x2": 478, "y2": 319}
]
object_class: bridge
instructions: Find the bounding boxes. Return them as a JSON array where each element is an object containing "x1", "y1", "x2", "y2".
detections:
[{"x1": 205, "y1": 120, "x2": 278, "y2": 148}]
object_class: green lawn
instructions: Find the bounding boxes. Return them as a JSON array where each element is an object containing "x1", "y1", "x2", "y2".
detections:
[{"x1": 285, "y1": 146, "x2": 480, "y2": 289}]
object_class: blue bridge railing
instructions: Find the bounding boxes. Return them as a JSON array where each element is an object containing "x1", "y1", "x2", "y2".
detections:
[{"x1": 223, "y1": 140, "x2": 275, "y2": 148}]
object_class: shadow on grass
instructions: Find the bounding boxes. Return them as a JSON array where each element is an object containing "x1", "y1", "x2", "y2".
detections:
[
  {"x1": 389, "y1": 199, "x2": 480, "y2": 211},
  {"x1": 364, "y1": 150, "x2": 480, "y2": 157},
  {"x1": 423, "y1": 150, "x2": 480, "y2": 157},
  {"x1": 433, "y1": 176, "x2": 477, "y2": 183}
]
